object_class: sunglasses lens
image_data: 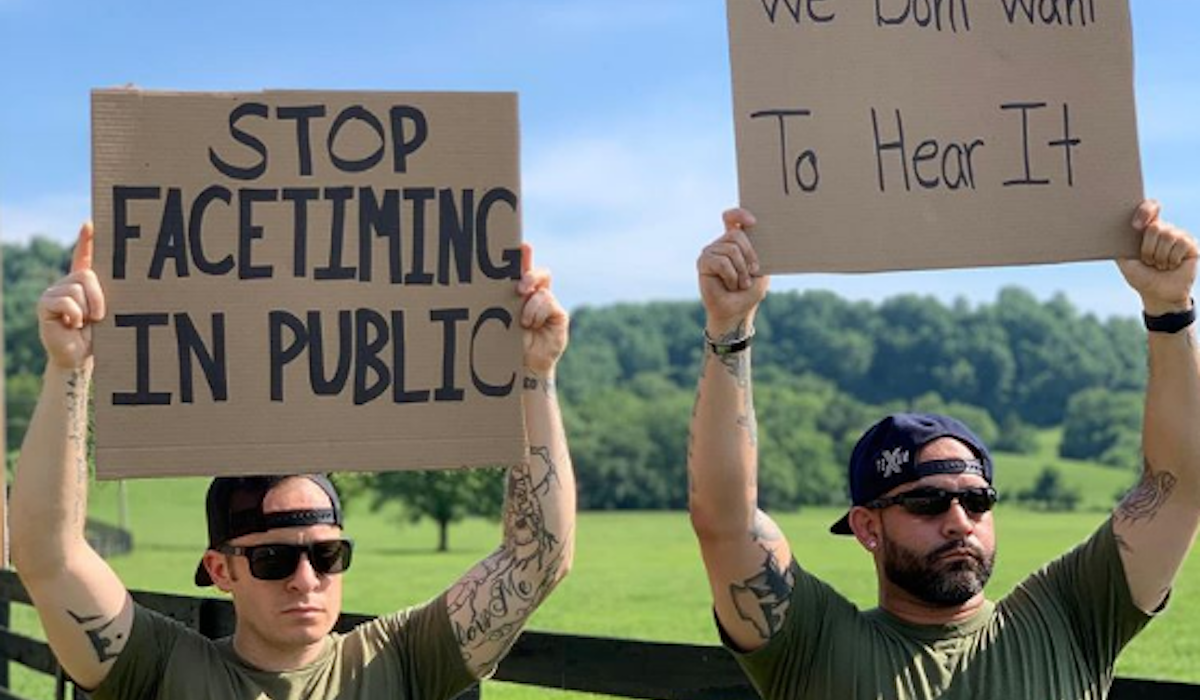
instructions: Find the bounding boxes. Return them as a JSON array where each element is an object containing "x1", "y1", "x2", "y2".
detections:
[
  {"x1": 961, "y1": 489, "x2": 997, "y2": 514},
  {"x1": 310, "y1": 540, "x2": 353, "y2": 575},
  {"x1": 901, "y1": 492, "x2": 951, "y2": 516},
  {"x1": 248, "y1": 545, "x2": 302, "y2": 581}
]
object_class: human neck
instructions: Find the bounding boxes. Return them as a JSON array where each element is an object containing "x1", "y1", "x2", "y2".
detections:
[
  {"x1": 878, "y1": 586, "x2": 989, "y2": 626},
  {"x1": 232, "y1": 631, "x2": 327, "y2": 672}
]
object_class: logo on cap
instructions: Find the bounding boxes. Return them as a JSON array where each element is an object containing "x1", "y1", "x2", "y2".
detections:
[{"x1": 875, "y1": 447, "x2": 909, "y2": 478}]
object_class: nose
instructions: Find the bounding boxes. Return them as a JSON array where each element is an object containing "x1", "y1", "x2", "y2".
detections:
[
  {"x1": 940, "y1": 499, "x2": 976, "y2": 539},
  {"x1": 286, "y1": 552, "x2": 322, "y2": 592}
]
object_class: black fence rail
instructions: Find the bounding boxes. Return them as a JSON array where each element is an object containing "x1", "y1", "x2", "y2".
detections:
[{"x1": 0, "y1": 570, "x2": 1196, "y2": 700}]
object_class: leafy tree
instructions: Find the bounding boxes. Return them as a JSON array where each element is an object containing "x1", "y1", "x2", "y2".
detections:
[
  {"x1": 366, "y1": 468, "x2": 505, "y2": 552},
  {"x1": 991, "y1": 413, "x2": 1040, "y2": 455},
  {"x1": 1059, "y1": 388, "x2": 1142, "y2": 467},
  {"x1": 1016, "y1": 466, "x2": 1081, "y2": 511}
]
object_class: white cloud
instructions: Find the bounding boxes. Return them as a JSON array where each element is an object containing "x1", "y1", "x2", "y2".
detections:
[{"x1": 0, "y1": 193, "x2": 90, "y2": 245}]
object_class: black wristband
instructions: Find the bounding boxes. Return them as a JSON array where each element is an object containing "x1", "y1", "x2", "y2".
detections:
[
  {"x1": 1143, "y1": 300, "x2": 1196, "y2": 334},
  {"x1": 705, "y1": 328, "x2": 755, "y2": 355}
]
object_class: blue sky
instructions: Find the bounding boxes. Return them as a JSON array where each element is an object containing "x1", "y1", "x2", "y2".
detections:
[{"x1": 1, "y1": 0, "x2": 1196, "y2": 319}]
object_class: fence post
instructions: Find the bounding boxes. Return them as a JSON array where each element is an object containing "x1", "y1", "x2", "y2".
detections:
[{"x1": 0, "y1": 597, "x2": 9, "y2": 690}]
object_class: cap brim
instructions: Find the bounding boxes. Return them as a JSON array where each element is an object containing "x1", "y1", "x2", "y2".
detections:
[
  {"x1": 829, "y1": 512, "x2": 853, "y2": 535},
  {"x1": 194, "y1": 557, "x2": 214, "y2": 586}
]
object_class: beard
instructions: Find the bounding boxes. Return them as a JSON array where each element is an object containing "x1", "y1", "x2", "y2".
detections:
[{"x1": 882, "y1": 536, "x2": 995, "y2": 607}]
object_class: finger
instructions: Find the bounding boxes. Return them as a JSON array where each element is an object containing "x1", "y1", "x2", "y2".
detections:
[
  {"x1": 520, "y1": 268, "x2": 552, "y2": 297},
  {"x1": 47, "y1": 281, "x2": 90, "y2": 320},
  {"x1": 71, "y1": 222, "x2": 95, "y2": 274},
  {"x1": 522, "y1": 289, "x2": 552, "y2": 328},
  {"x1": 77, "y1": 269, "x2": 107, "y2": 321},
  {"x1": 711, "y1": 240, "x2": 752, "y2": 289},
  {"x1": 722, "y1": 208, "x2": 757, "y2": 232},
  {"x1": 724, "y1": 226, "x2": 761, "y2": 276},
  {"x1": 1141, "y1": 222, "x2": 1162, "y2": 267},
  {"x1": 521, "y1": 241, "x2": 533, "y2": 278},
  {"x1": 699, "y1": 249, "x2": 742, "y2": 291},
  {"x1": 1149, "y1": 221, "x2": 1177, "y2": 270},
  {"x1": 1132, "y1": 200, "x2": 1161, "y2": 231},
  {"x1": 42, "y1": 295, "x2": 87, "y2": 330}
]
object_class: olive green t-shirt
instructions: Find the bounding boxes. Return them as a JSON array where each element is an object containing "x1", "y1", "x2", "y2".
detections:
[
  {"x1": 727, "y1": 519, "x2": 1154, "y2": 700},
  {"x1": 92, "y1": 594, "x2": 474, "y2": 700}
]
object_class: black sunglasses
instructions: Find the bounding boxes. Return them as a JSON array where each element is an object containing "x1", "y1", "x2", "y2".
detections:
[
  {"x1": 865, "y1": 487, "x2": 998, "y2": 517},
  {"x1": 218, "y1": 539, "x2": 354, "y2": 581}
]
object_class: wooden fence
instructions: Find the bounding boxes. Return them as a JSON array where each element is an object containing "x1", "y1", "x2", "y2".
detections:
[{"x1": 0, "y1": 570, "x2": 1196, "y2": 700}]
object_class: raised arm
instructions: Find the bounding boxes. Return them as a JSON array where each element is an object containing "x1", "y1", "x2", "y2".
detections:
[
  {"x1": 10, "y1": 223, "x2": 133, "y2": 690},
  {"x1": 445, "y1": 243, "x2": 575, "y2": 678},
  {"x1": 1112, "y1": 200, "x2": 1200, "y2": 613},
  {"x1": 688, "y1": 209, "x2": 794, "y2": 652}
]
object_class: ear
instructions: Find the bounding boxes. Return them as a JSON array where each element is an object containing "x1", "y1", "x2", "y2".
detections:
[
  {"x1": 848, "y1": 506, "x2": 881, "y2": 553},
  {"x1": 203, "y1": 550, "x2": 237, "y2": 591}
]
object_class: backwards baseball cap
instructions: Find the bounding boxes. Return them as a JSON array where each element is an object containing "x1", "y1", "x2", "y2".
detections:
[
  {"x1": 830, "y1": 413, "x2": 993, "y2": 536},
  {"x1": 194, "y1": 474, "x2": 343, "y2": 586}
]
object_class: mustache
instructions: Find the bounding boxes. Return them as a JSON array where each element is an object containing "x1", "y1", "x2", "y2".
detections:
[{"x1": 928, "y1": 540, "x2": 986, "y2": 564}]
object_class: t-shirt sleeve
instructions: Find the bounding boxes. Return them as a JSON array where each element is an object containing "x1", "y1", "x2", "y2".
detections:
[
  {"x1": 89, "y1": 603, "x2": 181, "y2": 700},
  {"x1": 365, "y1": 592, "x2": 476, "y2": 700},
  {"x1": 1013, "y1": 517, "x2": 1154, "y2": 675},
  {"x1": 718, "y1": 559, "x2": 857, "y2": 700}
]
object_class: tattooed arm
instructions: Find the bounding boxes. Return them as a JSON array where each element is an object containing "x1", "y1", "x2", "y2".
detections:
[
  {"x1": 446, "y1": 244, "x2": 575, "y2": 678},
  {"x1": 688, "y1": 209, "x2": 795, "y2": 652},
  {"x1": 11, "y1": 224, "x2": 134, "y2": 689},
  {"x1": 1112, "y1": 201, "x2": 1200, "y2": 613}
]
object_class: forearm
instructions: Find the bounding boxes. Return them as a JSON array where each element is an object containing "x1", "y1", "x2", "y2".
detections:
[
  {"x1": 688, "y1": 319, "x2": 759, "y2": 539},
  {"x1": 1143, "y1": 327, "x2": 1200, "y2": 499},
  {"x1": 12, "y1": 364, "x2": 94, "y2": 578},
  {"x1": 1114, "y1": 324, "x2": 1200, "y2": 612},
  {"x1": 446, "y1": 367, "x2": 575, "y2": 676},
  {"x1": 514, "y1": 368, "x2": 576, "y2": 573}
]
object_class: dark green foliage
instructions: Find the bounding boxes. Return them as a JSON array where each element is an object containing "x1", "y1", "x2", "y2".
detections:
[
  {"x1": 991, "y1": 413, "x2": 1040, "y2": 455},
  {"x1": 365, "y1": 468, "x2": 506, "y2": 552},
  {"x1": 4, "y1": 238, "x2": 72, "y2": 452},
  {"x1": 1059, "y1": 388, "x2": 1143, "y2": 468},
  {"x1": 1016, "y1": 466, "x2": 1082, "y2": 511}
]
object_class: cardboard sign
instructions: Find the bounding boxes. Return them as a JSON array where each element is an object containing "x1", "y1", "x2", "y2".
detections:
[
  {"x1": 92, "y1": 90, "x2": 525, "y2": 479},
  {"x1": 727, "y1": 0, "x2": 1143, "y2": 273}
]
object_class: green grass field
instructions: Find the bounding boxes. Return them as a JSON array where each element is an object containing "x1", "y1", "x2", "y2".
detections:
[{"x1": 9, "y1": 434, "x2": 1199, "y2": 698}]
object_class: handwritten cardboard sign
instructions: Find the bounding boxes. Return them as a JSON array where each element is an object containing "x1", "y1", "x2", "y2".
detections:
[
  {"x1": 727, "y1": 0, "x2": 1143, "y2": 273},
  {"x1": 92, "y1": 89, "x2": 525, "y2": 478}
]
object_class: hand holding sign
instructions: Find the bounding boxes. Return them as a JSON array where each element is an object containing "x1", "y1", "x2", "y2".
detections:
[
  {"x1": 39, "y1": 222, "x2": 107, "y2": 370},
  {"x1": 1118, "y1": 201, "x2": 1199, "y2": 316},
  {"x1": 518, "y1": 242, "x2": 569, "y2": 376},
  {"x1": 697, "y1": 208, "x2": 770, "y2": 335}
]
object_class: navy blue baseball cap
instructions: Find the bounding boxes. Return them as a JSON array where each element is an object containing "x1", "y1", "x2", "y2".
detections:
[
  {"x1": 194, "y1": 474, "x2": 343, "y2": 586},
  {"x1": 830, "y1": 413, "x2": 993, "y2": 535}
]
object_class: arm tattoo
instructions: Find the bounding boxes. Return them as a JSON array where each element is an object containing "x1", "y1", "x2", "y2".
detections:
[
  {"x1": 729, "y1": 546, "x2": 796, "y2": 641},
  {"x1": 1118, "y1": 459, "x2": 1179, "y2": 525},
  {"x1": 523, "y1": 375, "x2": 556, "y2": 397},
  {"x1": 448, "y1": 446, "x2": 566, "y2": 670},
  {"x1": 706, "y1": 324, "x2": 757, "y2": 445},
  {"x1": 711, "y1": 323, "x2": 751, "y2": 388},
  {"x1": 67, "y1": 610, "x2": 125, "y2": 664}
]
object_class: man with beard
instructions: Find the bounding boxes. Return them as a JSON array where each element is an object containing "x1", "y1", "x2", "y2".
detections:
[{"x1": 688, "y1": 199, "x2": 1199, "y2": 699}]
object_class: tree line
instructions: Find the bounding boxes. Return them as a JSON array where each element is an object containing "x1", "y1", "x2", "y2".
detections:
[{"x1": 4, "y1": 238, "x2": 1148, "y2": 538}]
